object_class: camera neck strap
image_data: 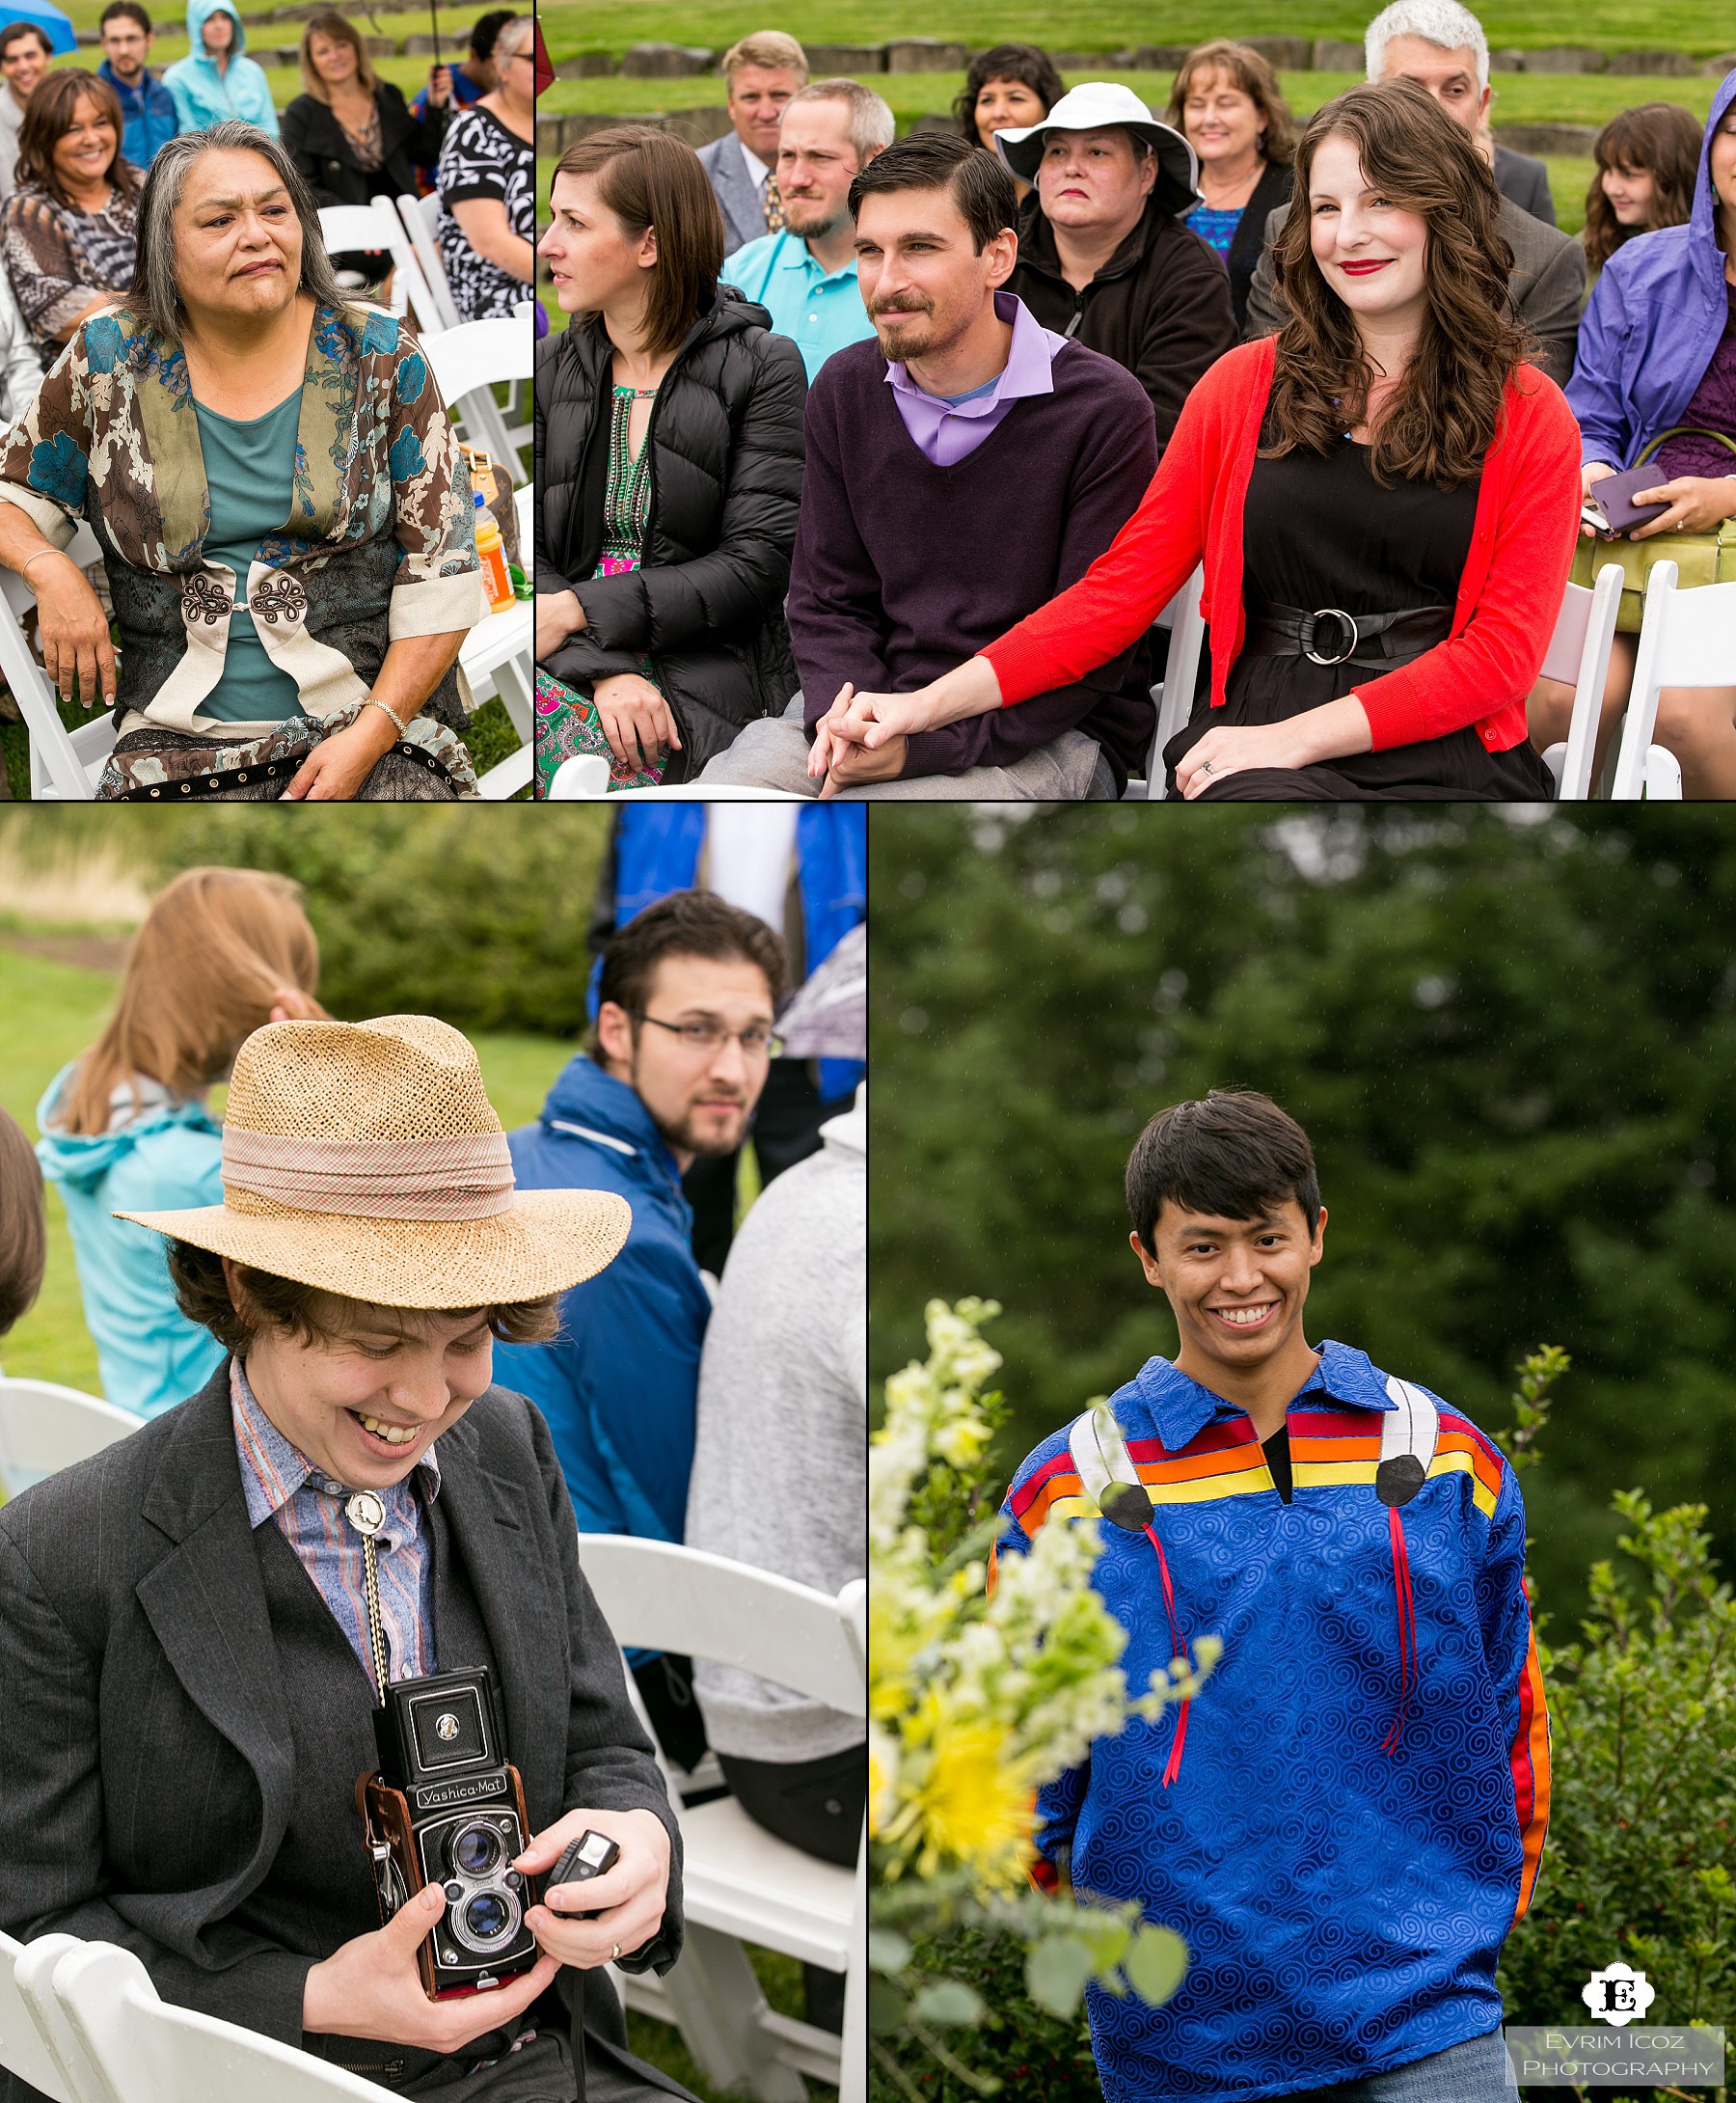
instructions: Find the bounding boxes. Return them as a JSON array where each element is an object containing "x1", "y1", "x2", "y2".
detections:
[{"x1": 343, "y1": 1489, "x2": 393, "y2": 1707}]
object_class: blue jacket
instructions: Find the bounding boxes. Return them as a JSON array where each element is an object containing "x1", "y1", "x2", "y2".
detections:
[
  {"x1": 597, "y1": 806, "x2": 867, "y2": 1101},
  {"x1": 997, "y1": 1342, "x2": 1547, "y2": 2102},
  {"x1": 1565, "y1": 68, "x2": 1736, "y2": 469},
  {"x1": 97, "y1": 61, "x2": 179, "y2": 167},
  {"x1": 494, "y1": 1055, "x2": 711, "y2": 1547},
  {"x1": 162, "y1": 0, "x2": 279, "y2": 137},
  {"x1": 34, "y1": 1066, "x2": 226, "y2": 1418}
]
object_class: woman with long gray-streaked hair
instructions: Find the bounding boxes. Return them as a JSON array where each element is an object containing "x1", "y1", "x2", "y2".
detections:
[{"x1": 0, "y1": 119, "x2": 485, "y2": 801}]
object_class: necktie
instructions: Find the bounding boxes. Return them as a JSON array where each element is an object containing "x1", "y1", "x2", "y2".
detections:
[{"x1": 763, "y1": 173, "x2": 785, "y2": 234}]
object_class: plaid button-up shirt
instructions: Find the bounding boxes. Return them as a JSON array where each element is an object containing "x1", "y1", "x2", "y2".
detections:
[{"x1": 229, "y1": 1357, "x2": 439, "y2": 1694}]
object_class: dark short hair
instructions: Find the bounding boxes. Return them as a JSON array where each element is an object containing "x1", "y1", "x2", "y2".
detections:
[
  {"x1": 554, "y1": 125, "x2": 722, "y2": 360},
  {"x1": 99, "y1": 1, "x2": 153, "y2": 33},
  {"x1": 0, "y1": 1106, "x2": 45, "y2": 1339},
  {"x1": 166, "y1": 1243, "x2": 560, "y2": 1355},
  {"x1": 848, "y1": 129, "x2": 1017, "y2": 255},
  {"x1": 469, "y1": 8, "x2": 515, "y2": 61},
  {"x1": 0, "y1": 21, "x2": 52, "y2": 59},
  {"x1": 1126, "y1": 1090, "x2": 1321, "y2": 1254},
  {"x1": 592, "y1": 889, "x2": 786, "y2": 1054},
  {"x1": 953, "y1": 42, "x2": 1066, "y2": 142}
]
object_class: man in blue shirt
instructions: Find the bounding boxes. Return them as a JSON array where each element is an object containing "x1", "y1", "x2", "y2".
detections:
[
  {"x1": 722, "y1": 78, "x2": 892, "y2": 382},
  {"x1": 97, "y1": 4, "x2": 179, "y2": 167}
]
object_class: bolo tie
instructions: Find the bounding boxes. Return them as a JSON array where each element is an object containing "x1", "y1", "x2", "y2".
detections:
[{"x1": 344, "y1": 1488, "x2": 393, "y2": 1702}]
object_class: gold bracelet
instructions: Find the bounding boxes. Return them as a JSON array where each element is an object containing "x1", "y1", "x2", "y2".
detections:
[{"x1": 363, "y1": 696, "x2": 410, "y2": 738}]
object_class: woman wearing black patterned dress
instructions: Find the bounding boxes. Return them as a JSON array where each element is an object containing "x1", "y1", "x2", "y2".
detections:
[{"x1": 435, "y1": 13, "x2": 532, "y2": 320}]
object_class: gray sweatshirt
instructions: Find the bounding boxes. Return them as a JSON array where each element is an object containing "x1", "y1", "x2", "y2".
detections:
[{"x1": 685, "y1": 1092, "x2": 866, "y2": 1762}]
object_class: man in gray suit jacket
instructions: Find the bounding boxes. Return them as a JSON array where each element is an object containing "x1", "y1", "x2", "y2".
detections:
[
  {"x1": 1242, "y1": 183, "x2": 1585, "y2": 385},
  {"x1": 695, "y1": 31, "x2": 809, "y2": 256}
]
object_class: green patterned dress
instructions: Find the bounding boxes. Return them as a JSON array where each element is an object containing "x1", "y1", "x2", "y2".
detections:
[{"x1": 534, "y1": 384, "x2": 670, "y2": 798}]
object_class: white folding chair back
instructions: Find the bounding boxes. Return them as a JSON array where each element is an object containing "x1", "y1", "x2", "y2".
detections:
[
  {"x1": 1126, "y1": 565, "x2": 1206, "y2": 800},
  {"x1": 1611, "y1": 559, "x2": 1732, "y2": 798},
  {"x1": 576, "y1": 1536, "x2": 866, "y2": 2102},
  {"x1": 549, "y1": 755, "x2": 809, "y2": 801},
  {"x1": 316, "y1": 202, "x2": 442, "y2": 335},
  {"x1": 52, "y1": 1941, "x2": 397, "y2": 2103},
  {"x1": 548, "y1": 752, "x2": 608, "y2": 799},
  {"x1": 0, "y1": 520, "x2": 107, "y2": 799},
  {"x1": 1537, "y1": 562, "x2": 1623, "y2": 799},
  {"x1": 0, "y1": 1377, "x2": 140, "y2": 1498},
  {"x1": 0, "y1": 1932, "x2": 97, "y2": 2103},
  {"x1": 394, "y1": 189, "x2": 463, "y2": 332},
  {"x1": 421, "y1": 315, "x2": 529, "y2": 464}
]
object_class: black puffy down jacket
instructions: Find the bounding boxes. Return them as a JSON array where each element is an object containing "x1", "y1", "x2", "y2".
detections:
[{"x1": 534, "y1": 287, "x2": 807, "y2": 780}]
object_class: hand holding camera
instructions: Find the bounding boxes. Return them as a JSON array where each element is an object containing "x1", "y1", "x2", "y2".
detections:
[{"x1": 515, "y1": 1806, "x2": 673, "y2": 1972}]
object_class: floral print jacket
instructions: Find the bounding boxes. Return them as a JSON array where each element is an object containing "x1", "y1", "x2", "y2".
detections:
[{"x1": 0, "y1": 299, "x2": 483, "y2": 739}]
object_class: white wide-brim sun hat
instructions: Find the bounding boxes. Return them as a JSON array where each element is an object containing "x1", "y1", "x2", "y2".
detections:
[
  {"x1": 119, "y1": 1013, "x2": 632, "y2": 1309},
  {"x1": 994, "y1": 80, "x2": 1202, "y2": 215}
]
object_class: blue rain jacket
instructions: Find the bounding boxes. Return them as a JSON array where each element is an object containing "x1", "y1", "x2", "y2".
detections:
[{"x1": 162, "y1": 0, "x2": 279, "y2": 137}]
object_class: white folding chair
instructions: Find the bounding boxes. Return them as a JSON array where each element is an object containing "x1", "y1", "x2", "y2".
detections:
[
  {"x1": 317, "y1": 201, "x2": 443, "y2": 336},
  {"x1": 1124, "y1": 565, "x2": 1206, "y2": 801},
  {"x1": 576, "y1": 1534, "x2": 867, "y2": 2103},
  {"x1": 548, "y1": 755, "x2": 807, "y2": 801},
  {"x1": 0, "y1": 1932, "x2": 102, "y2": 2103},
  {"x1": 50, "y1": 1940, "x2": 398, "y2": 2103},
  {"x1": 0, "y1": 519, "x2": 108, "y2": 799},
  {"x1": 1537, "y1": 561, "x2": 1624, "y2": 800},
  {"x1": 422, "y1": 314, "x2": 530, "y2": 466},
  {"x1": 394, "y1": 189, "x2": 463, "y2": 333},
  {"x1": 1609, "y1": 558, "x2": 1732, "y2": 799},
  {"x1": 0, "y1": 1376, "x2": 140, "y2": 1499},
  {"x1": 460, "y1": 480, "x2": 532, "y2": 797}
]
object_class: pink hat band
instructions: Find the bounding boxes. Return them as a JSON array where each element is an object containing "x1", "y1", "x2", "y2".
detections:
[{"x1": 221, "y1": 1127, "x2": 516, "y2": 1221}]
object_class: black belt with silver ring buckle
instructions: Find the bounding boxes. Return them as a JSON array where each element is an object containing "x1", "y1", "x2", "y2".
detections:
[{"x1": 1302, "y1": 608, "x2": 1359, "y2": 667}]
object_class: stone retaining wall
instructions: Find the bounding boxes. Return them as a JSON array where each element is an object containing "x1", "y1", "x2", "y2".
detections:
[{"x1": 552, "y1": 36, "x2": 1736, "y2": 81}]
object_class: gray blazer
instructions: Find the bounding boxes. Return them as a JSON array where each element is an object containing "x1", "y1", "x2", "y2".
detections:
[
  {"x1": 1493, "y1": 143, "x2": 1556, "y2": 228},
  {"x1": 1241, "y1": 191, "x2": 1585, "y2": 386},
  {"x1": 0, "y1": 1365, "x2": 684, "y2": 2096},
  {"x1": 696, "y1": 130, "x2": 768, "y2": 258}
]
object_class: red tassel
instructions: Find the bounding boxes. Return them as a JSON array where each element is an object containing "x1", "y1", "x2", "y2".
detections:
[
  {"x1": 1381, "y1": 1505, "x2": 1418, "y2": 1756},
  {"x1": 1144, "y1": 1522, "x2": 1192, "y2": 1787}
]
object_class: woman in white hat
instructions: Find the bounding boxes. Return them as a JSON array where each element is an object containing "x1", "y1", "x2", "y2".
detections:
[
  {"x1": 997, "y1": 78, "x2": 1237, "y2": 447},
  {"x1": 0, "y1": 1013, "x2": 696, "y2": 2103}
]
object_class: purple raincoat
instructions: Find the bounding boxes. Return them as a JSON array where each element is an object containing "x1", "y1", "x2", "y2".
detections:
[{"x1": 1565, "y1": 68, "x2": 1736, "y2": 469}]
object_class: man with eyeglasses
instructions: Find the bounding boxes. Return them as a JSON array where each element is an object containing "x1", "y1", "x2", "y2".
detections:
[{"x1": 495, "y1": 891, "x2": 783, "y2": 1769}]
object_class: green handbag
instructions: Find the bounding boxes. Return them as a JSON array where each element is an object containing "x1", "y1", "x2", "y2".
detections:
[{"x1": 1568, "y1": 426, "x2": 1736, "y2": 631}]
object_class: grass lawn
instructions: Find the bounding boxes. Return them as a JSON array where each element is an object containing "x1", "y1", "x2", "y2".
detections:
[
  {"x1": 543, "y1": 0, "x2": 1736, "y2": 60},
  {"x1": 0, "y1": 937, "x2": 828, "y2": 2103}
]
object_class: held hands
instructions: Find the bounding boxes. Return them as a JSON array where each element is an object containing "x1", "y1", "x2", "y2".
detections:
[
  {"x1": 34, "y1": 554, "x2": 117, "y2": 710},
  {"x1": 516, "y1": 1806, "x2": 671, "y2": 1971},
  {"x1": 593, "y1": 672, "x2": 679, "y2": 771},
  {"x1": 301, "y1": 1882, "x2": 560, "y2": 2052},
  {"x1": 1627, "y1": 475, "x2": 1736, "y2": 541},
  {"x1": 807, "y1": 682, "x2": 935, "y2": 778}
]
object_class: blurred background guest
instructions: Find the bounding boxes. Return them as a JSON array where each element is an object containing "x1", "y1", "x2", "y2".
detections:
[
  {"x1": 1581, "y1": 100, "x2": 1701, "y2": 289},
  {"x1": 1, "y1": 69, "x2": 138, "y2": 355},
  {"x1": 0, "y1": 1104, "x2": 44, "y2": 1348},
  {"x1": 1167, "y1": 41, "x2": 1296, "y2": 331},
  {"x1": 696, "y1": 31, "x2": 809, "y2": 254},
  {"x1": 436, "y1": 11, "x2": 533, "y2": 319},
  {"x1": 956, "y1": 41, "x2": 1065, "y2": 202},
  {"x1": 163, "y1": 0, "x2": 279, "y2": 137},
  {"x1": 0, "y1": 23, "x2": 51, "y2": 201},
  {"x1": 96, "y1": 2, "x2": 179, "y2": 171}
]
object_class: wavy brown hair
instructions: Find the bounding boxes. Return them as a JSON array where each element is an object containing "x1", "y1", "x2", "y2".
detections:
[
  {"x1": 1165, "y1": 41, "x2": 1297, "y2": 169},
  {"x1": 1262, "y1": 78, "x2": 1524, "y2": 491},
  {"x1": 1582, "y1": 101, "x2": 1701, "y2": 275},
  {"x1": 16, "y1": 68, "x2": 138, "y2": 209}
]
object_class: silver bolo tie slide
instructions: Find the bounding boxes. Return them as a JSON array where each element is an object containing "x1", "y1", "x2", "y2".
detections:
[{"x1": 344, "y1": 1488, "x2": 393, "y2": 1699}]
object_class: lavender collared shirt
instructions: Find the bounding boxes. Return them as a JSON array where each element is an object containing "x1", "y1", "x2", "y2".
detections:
[
  {"x1": 884, "y1": 289, "x2": 1070, "y2": 467},
  {"x1": 230, "y1": 1357, "x2": 439, "y2": 1695}
]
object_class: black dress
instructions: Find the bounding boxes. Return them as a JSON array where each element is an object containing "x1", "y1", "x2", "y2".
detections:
[{"x1": 1165, "y1": 432, "x2": 1557, "y2": 801}]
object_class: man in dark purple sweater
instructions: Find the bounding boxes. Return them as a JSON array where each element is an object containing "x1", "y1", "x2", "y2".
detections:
[{"x1": 699, "y1": 132, "x2": 1159, "y2": 799}]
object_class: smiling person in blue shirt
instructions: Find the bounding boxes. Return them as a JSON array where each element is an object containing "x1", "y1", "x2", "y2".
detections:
[
  {"x1": 995, "y1": 1089, "x2": 1549, "y2": 2103},
  {"x1": 721, "y1": 78, "x2": 892, "y2": 383}
]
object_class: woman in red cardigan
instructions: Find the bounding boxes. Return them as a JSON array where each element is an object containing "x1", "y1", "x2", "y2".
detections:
[{"x1": 811, "y1": 79, "x2": 1583, "y2": 801}]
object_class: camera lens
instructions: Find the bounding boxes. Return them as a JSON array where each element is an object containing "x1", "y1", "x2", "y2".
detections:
[
  {"x1": 465, "y1": 1892, "x2": 512, "y2": 1942},
  {"x1": 450, "y1": 1823, "x2": 503, "y2": 1878}
]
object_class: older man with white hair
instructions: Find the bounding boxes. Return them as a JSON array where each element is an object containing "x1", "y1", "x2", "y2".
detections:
[{"x1": 1244, "y1": 0, "x2": 1585, "y2": 381}]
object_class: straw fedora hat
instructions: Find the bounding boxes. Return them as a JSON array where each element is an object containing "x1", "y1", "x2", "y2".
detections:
[{"x1": 118, "y1": 1014, "x2": 631, "y2": 1308}]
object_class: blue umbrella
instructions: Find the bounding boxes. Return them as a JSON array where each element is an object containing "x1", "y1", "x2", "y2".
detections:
[{"x1": 3, "y1": 1, "x2": 77, "y2": 56}]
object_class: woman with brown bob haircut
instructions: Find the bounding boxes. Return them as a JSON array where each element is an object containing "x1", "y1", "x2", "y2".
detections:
[
  {"x1": 811, "y1": 78, "x2": 1583, "y2": 803},
  {"x1": 37, "y1": 866, "x2": 326, "y2": 1417},
  {"x1": 0, "y1": 67, "x2": 139, "y2": 351},
  {"x1": 531, "y1": 125, "x2": 805, "y2": 795},
  {"x1": 1166, "y1": 41, "x2": 1297, "y2": 328}
]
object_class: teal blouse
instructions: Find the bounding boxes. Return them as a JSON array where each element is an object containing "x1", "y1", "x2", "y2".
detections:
[{"x1": 191, "y1": 388, "x2": 304, "y2": 722}]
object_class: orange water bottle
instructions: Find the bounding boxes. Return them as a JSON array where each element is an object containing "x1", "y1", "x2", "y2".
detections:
[{"x1": 474, "y1": 491, "x2": 514, "y2": 615}]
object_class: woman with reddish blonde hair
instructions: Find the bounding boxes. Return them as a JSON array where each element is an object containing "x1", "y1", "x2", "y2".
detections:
[
  {"x1": 1166, "y1": 40, "x2": 1297, "y2": 327},
  {"x1": 36, "y1": 865, "x2": 325, "y2": 1415}
]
